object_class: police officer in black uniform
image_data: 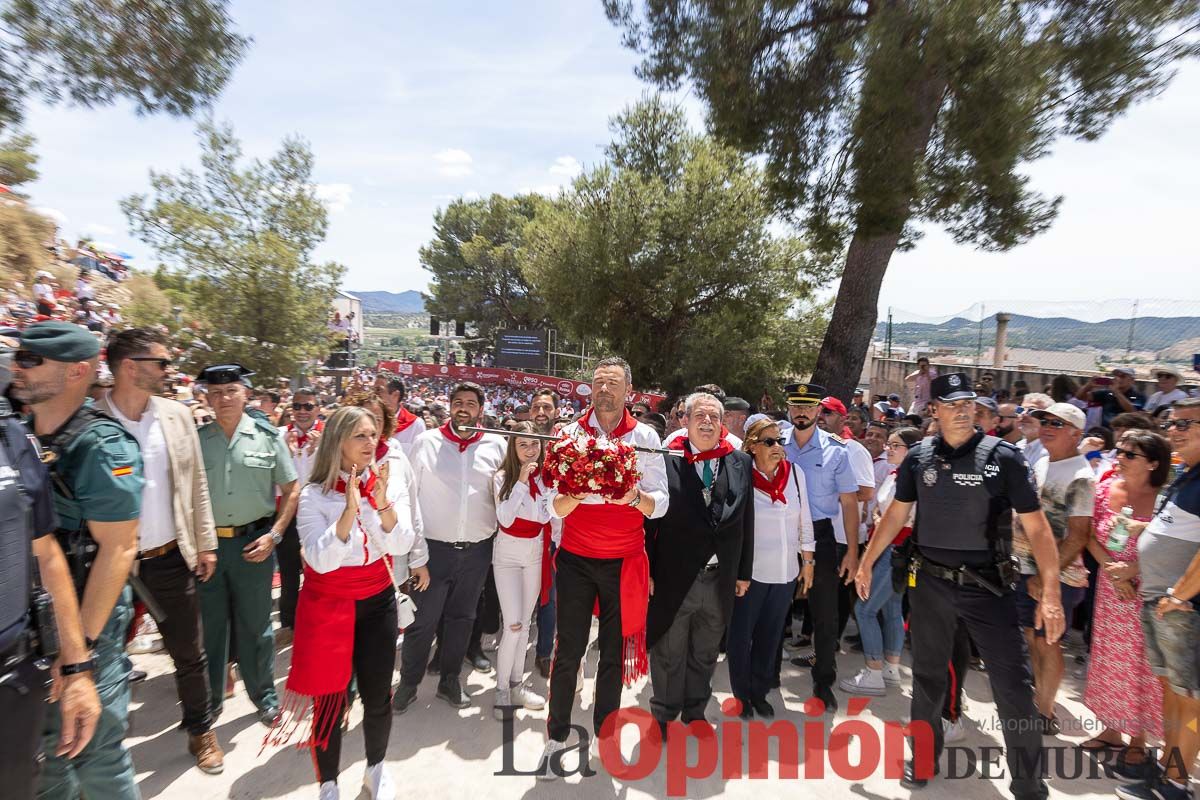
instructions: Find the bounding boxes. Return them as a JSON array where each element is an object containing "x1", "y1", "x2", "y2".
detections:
[
  {"x1": 856, "y1": 372, "x2": 1065, "y2": 800},
  {"x1": 0, "y1": 330, "x2": 100, "y2": 798}
]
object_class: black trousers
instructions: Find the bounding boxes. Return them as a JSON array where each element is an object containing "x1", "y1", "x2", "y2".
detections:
[
  {"x1": 836, "y1": 542, "x2": 860, "y2": 639},
  {"x1": 547, "y1": 549, "x2": 623, "y2": 742},
  {"x1": 276, "y1": 517, "x2": 303, "y2": 630},
  {"x1": 139, "y1": 546, "x2": 213, "y2": 734},
  {"x1": 315, "y1": 587, "x2": 397, "y2": 783},
  {"x1": 400, "y1": 539, "x2": 493, "y2": 687},
  {"x1": 943, "y1": 619, "x2": 970, "y2": 722},
  {"x1": 909, "y1": 571, "x2": 1047, "y2": 800},
  {"x1": 0, "y1": 653, "x2": 49, "y2": 799},
  {"x1": 809, "y1": 520, "x2": 841, "y2": 690}
]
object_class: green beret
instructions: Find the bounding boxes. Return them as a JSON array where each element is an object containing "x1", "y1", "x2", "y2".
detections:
[{"x1": 20, "y1": 321, "x2": 101, "y2": 361}]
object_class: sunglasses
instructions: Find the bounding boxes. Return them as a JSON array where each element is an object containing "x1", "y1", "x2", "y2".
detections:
[
  {"x1": 1162, "y1": 419, "x2": 1197, "y2": 432},
  {"x1": 757, "y1": 437, "x2": 786, "y2": 448},
  {"x1": 129, "y1": 356, "x2": 172, "y2": 369},
  {"x1": 292, "y1": 402, "x2": 316, "y2": 411},
  {"x1": 14, "y1": 350, "x2": 45, "y2": 368},
  {"x1": 1113, "y1": 447, "x2": 1147, "y2": 461},
  {"x1": 1038, "y1": 418, "x2": 1070, "y2": 429},
  {"x1": 886, "y1": 441, "x2": 909, "y2": 450}
]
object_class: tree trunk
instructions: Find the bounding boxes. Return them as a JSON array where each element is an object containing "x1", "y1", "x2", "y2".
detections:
[{"x1": 810, "y1": 68, "x2": 948, "y2": 402}]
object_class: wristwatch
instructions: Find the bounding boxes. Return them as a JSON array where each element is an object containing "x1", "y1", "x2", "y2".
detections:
[
  {"x1": 1167, "y1": 587, "x2": 1192, "y2": 608},
  {"x1": 802, "y1": 557, "x2": 816, "y2": 566},
  {"x1": 629, "y1": 491, "x2": 642, "y2": 508},
  {"x1": 60, "y1": 659, "x2": 95, "y2": 676},
  {"x1": 270, "y1": 529, "x2": 283, "y2": 546}
]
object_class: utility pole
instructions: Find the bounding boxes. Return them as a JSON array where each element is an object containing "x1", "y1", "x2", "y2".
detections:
[
  {"x1": 975, "y1": 303, "x2": 986, "y2": 367},
  {"x1": 886, "y1": 307, "x2": 893, "y2": 359},
  {"x1": 1126, "y1": 299, "x2": 1138, "y2": 360}
]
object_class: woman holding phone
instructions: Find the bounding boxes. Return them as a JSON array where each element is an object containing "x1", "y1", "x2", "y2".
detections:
[
  {"x1": 279, "y1": 406, "x2": 418, "y2": 800},
  {"x1": 726, "y1": 418, "x2": 815, "y2": 718}
]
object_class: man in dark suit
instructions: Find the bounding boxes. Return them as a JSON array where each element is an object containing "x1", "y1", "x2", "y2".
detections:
[{"x1": 647, "y1": 391, "x2": 755, "y2": 729}]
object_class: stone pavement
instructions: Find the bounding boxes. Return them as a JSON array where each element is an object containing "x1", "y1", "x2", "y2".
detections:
[{"x1": 126, "y1": 620, "x2": 1131, "y2": 800}]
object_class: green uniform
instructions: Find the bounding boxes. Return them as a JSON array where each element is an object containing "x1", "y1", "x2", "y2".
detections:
[
  {"x1": 37, "y1": 412, "x2": 143, "y2": 800},
  {"x1": 197, "y1": 412, "x2": 296, "y2": 714}
]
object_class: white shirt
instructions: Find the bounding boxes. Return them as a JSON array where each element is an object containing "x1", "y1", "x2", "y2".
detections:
[
  {"x1": 1020, "y1": 438, "x2": 1048, "y2": 472},
  {"x1": 381, "y1": 445, "x2": 427, "y2": 574},
  {"x1": 390, "y1": 413, "x2": 427, "y2": 456},
  {"x1": 663, "y1": 427, "x2": 743, "y2": 450},
  {"x1": 407, "y1": 428, "x2": 507, "y2": 543},
  {"x1": 296, "y1": 467, "x2": 416, "y2": 574},
  {"x1": 107, "y1": 394, "x2": 175, "y2": 550},
  {"x1": 33, "y1": 282, "x2": 53, "y2": 302},
  {"x1": 494, "y1": 471, "x2": 551, "y2": 530},
  {"x1": 750, "y1": 464, "x2": 815, "y2": 584},
  {"x1": 1146, "y1": 388, "x2": 1189, "y2": 413},
  {"x1": 279, "y1": 423, "x2": 320, "y2": 487},
  {"x1": 834, "y1": 437, "x2": 875, "y2": 544},
  {"x1": 545, "y1": 417, "x2": 669, "y2": 523}
]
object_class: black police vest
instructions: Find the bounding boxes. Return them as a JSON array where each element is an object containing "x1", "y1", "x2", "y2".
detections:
[
  {"x1": 913, "y1": 441, "x2": 993, "y2": 553},
  {"x1": 0, "y1": 417, "x2": 33, "y2": 654}
]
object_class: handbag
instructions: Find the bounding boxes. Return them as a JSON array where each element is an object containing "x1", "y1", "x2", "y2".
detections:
[{"x1": 396, "y1": 589, "x2": 417, "y2": 629}]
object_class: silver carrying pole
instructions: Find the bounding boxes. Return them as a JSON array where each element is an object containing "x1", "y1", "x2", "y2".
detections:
[{"x1": 458, "y1": 425, "x2": 683, "y2": 457}]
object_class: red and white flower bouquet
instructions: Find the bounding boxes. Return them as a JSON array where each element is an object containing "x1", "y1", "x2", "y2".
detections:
[{"x1": 543, "y1": 433, "x2": 641, "y2": 500}]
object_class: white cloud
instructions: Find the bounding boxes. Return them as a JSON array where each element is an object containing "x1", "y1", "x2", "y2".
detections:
[
  {"x1": 549, "y1": 155, "x2": 582, "y2": 179},
  {"x1": 520, "y1": 184, "x2": 565, "y2": 198},
  {"x1": 434, "y1": 148, "x2": 473, "y2": 177},
  {"x1": 83, "y1": 222, "x2": 114, "y2": 237},
  {"x1": 315, "y1": 182, "x2": 354, "y2": 213},
  {"x1": 463, "y1": 190, "x2": 481, "y2": 201},
  {"x1": 34, "y1": 207, "x2": 68, "y2": 227}
]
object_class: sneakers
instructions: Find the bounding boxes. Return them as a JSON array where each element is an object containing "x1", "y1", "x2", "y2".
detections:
[
  {"x1": 942, "y1": 717, "x2": 966, "y2": 743},
  {"x1": 318, "y1": 781, "x2": 339, "y2": 800},
  {"x1": 1115, "y1": 776, "x2": 1190, "y2": 800},
  {"x1": 790, "y1": 653, "x2": 817, "y2": 669},
  {"x1": 257, "y1": 705, "x2": 282, "y2": 728},
  {"x1": 839, "y1": 667, "x2": 887, "y2": 696},
  {"x1": 512, "y1": 683, "x2": 546, "y2": 710},
  {"x1": 362, "y1": 761, "x2": 396, "y2": 800},
  {"x1": 436, "y1": 678, "x2": 470, "y2": 709},
  {"x1": 883, "y1": 663, "x2": 902, "y2": 686},
  {"x1": 537, "y1": 739, "x2": 568, "y2": 782},
  {"x1": 187, "y1": 730, "x2": 224, "y2": 774}
]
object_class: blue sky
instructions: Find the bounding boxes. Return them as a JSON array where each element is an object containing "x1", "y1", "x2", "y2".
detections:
[{"x1": 19, "y1": 1, "x2": 1200, "y2": 320}]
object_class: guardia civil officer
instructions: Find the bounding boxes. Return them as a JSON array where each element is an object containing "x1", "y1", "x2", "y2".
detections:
[
  {"x1": 856, "y1": 372, "x2": 1064, "y2": 800},
  {"x1": 781, "y1": 382, "x2": 860, "y2": 714},
  {"x1": 0, "y1": 332, "x2": 101, "y2": 798},
  {"x1": 196, "y1": 364, "x2": 298, "y2": 727},
  {"x1": 13, "y1": 322, "x2": 144, "y2": 800}
]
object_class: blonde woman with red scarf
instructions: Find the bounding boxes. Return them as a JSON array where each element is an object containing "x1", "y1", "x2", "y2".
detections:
[
  {"x1": 277, "y1": 406, "x2": 417, "y2": 800},
  {"x1": 492, "y1": 421, "x2": 552, "y2": 718}
]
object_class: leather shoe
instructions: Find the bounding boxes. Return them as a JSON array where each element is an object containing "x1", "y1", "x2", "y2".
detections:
[
  {"x1": 130, "y1": 669, "x2": 148, "y2": 684},
  {"x1": 188, "y1": 730, "x2": 224, "y2": 774},
  {"x1": 734, "y1": 698, "x2": 754, "y2": 720},
  {"x1": 467, "y1": 652, "x2": 493, "y2": 674},
  {"x1": 901, "y1": 759, "x2": 939, "y2": 789},
  {"x1": 258, "y1": 705, "x2": 282, "y2": 728},
  {"x1": 392, "y1": 683, "x2": 417, "y2": 714},
  {"x1": 751, "y1": 698, "x2": 775, "y2": 719},
  {"x1": 536, "y1": 656, "x2": 552, "y2": 679},
  {"x1": 814, "y1": 685, "x2": 837, "y2": 714},
  {"x1": 436, "y1": 678, "x2": 470, "y2": 709}
]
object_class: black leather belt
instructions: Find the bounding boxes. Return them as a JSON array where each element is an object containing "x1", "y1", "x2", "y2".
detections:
[
  {"x1": 216, "y1": 516, "x2": 273, "y2": 539},
  {"x1": 436, "y1": 539, "x2": 486, "y2": 550},
  {"x1": 0, "y1": 631, "x2": 34, "y2": 670},
  {"x1": 919, "y1": 560, "x2": 1004, "y2": 594}
]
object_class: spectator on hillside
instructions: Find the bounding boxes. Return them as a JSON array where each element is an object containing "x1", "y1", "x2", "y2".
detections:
[
  {"x1": 873, "y1": 393, "x2": 903, "y2": 421},
  {"x1": 32, "y1": 270, "x2": 55, "y2": 315},
  {"x1": 1145, "y1": 367, "x2": 1189, "y2": 413},
  {"x1": 75, "y1": 271, "x2": 95, "y2": 302}
]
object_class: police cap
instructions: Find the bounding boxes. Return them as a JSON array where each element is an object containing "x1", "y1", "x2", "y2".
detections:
[
  {"x1": 931, "y1": 372, "x2": 977, "y2": 402},
  {"x1": 783, "y1": 383, "x2": 825, "y2": 406},
  {"x1": 20, "y1": 321, "x2": 100, "y2": 361},
  {"x1": 197, "y1": 363, "x2": 254, "y2": 386}
]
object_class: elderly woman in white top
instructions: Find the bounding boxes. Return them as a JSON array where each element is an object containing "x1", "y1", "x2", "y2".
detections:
[
  {"x1": 726, "y1": 418, "x2": 815, "y2": 719},
  {"x1": 284, "y1": 406, "x2": 417, "y2": 800}
]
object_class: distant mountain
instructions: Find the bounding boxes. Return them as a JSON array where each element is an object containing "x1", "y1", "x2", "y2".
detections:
[
  {"x1": 875, "y1": 313, "x2": 1200, "y2": 353},
  {"x1": 352, "y1": 290, "x2": 425, "y2": 313}
]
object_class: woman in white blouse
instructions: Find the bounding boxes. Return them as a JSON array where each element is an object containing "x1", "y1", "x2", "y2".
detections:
[
  {"x1": 289, "y1": 407, "x2": 417, "y2": 800},
  {"x1": 726, "y1": 419, "x2": 815, "y2": 719},
  {"x1": 492, "y1": 421, "x2": 550, "y2": 717}
]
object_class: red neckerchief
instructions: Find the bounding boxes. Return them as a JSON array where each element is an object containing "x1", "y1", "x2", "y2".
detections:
[
  {"x1": 666, "y1": 436, "x2": 735, "y2": 463},
  {"x1": 579, "y1": 406, "x2": 637, "y2": 439},
  {"x1": 374, "y1": 438, "x2": 390, "y2": 462},
  {"x1": 334, "y1": 469, "x2": 379, "y2": 510},
  {"x1": 395, "y1": 406, "x2": 419, "y2": 433},
  {"x1": 439, "y1": 421, "x2": 483, "y2": 452},
  {"x1": 753, "y1": 460, "x2": 791, "y2": 504},
  {"x1": 288, "y1": 420, "x2": 322, "y2": 449},
  {"x1": 842, "y1": 425, "x2": 855, "y2": 439}
]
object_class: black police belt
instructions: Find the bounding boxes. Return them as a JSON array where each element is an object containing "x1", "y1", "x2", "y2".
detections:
[
  {"x1": 0, "y1": 629, "x2": 35, "y2": 670},
  {"x1": 918, "y1": 558, "x2": 1008, "y2": 596},
  {"x1": 215, "y1": 515, "x2": 274, "y2": 539}
]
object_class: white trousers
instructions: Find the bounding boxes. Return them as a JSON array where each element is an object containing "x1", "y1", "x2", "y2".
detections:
[{"x1": 492, "y1": 532, "x2": 544, "y2": 685}]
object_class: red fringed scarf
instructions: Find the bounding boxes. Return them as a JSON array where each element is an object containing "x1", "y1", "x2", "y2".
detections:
[
  {"x1": 439, "y1": 421, "x2": 483, "y2": 452},
  {"x1": 666, "y1": 436, "x2": 735, "y2": 463},
  {"x1": 395, "y1": 406, "x2": 419, "y2": 433},
  {"x1": 579, "y1": 406, "x2": 637, "y2": 440},
  {"x1": 374, "y1": 438, "x2": 390, "y2": 462},
  {"x1": 287, "y1": 419, "x2": 323, "y2": 450},
  {"x1": 498, "y1": 472, "x2": 554, "y2": 606},
  {"x1": 753, "y1": 460, "x2": 792, "y2": 504}
]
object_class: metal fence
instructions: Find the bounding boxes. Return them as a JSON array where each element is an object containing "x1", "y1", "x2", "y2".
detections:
[{"x1": 876, "y1": 298, "x2": 1200, "y2": 378}]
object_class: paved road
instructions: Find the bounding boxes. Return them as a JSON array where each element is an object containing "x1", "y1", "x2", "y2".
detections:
[{"x1": 126, "y1": 620, "x2": 1127, "y2": 800}]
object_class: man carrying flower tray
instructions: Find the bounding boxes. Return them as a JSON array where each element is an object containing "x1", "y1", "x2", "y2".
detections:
[{"x1": 537, "y1": 356, "x2": 669, "y2": 780}]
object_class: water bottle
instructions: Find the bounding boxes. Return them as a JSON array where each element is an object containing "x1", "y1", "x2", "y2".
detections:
[{"x1": 1106, "y1": 506, "x2": 1134, "y2": 552}]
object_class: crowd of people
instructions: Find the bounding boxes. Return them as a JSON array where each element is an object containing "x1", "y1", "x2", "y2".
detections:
[{"x1": 1, "y1": 315, "x2": 1200, "y2": 800}]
